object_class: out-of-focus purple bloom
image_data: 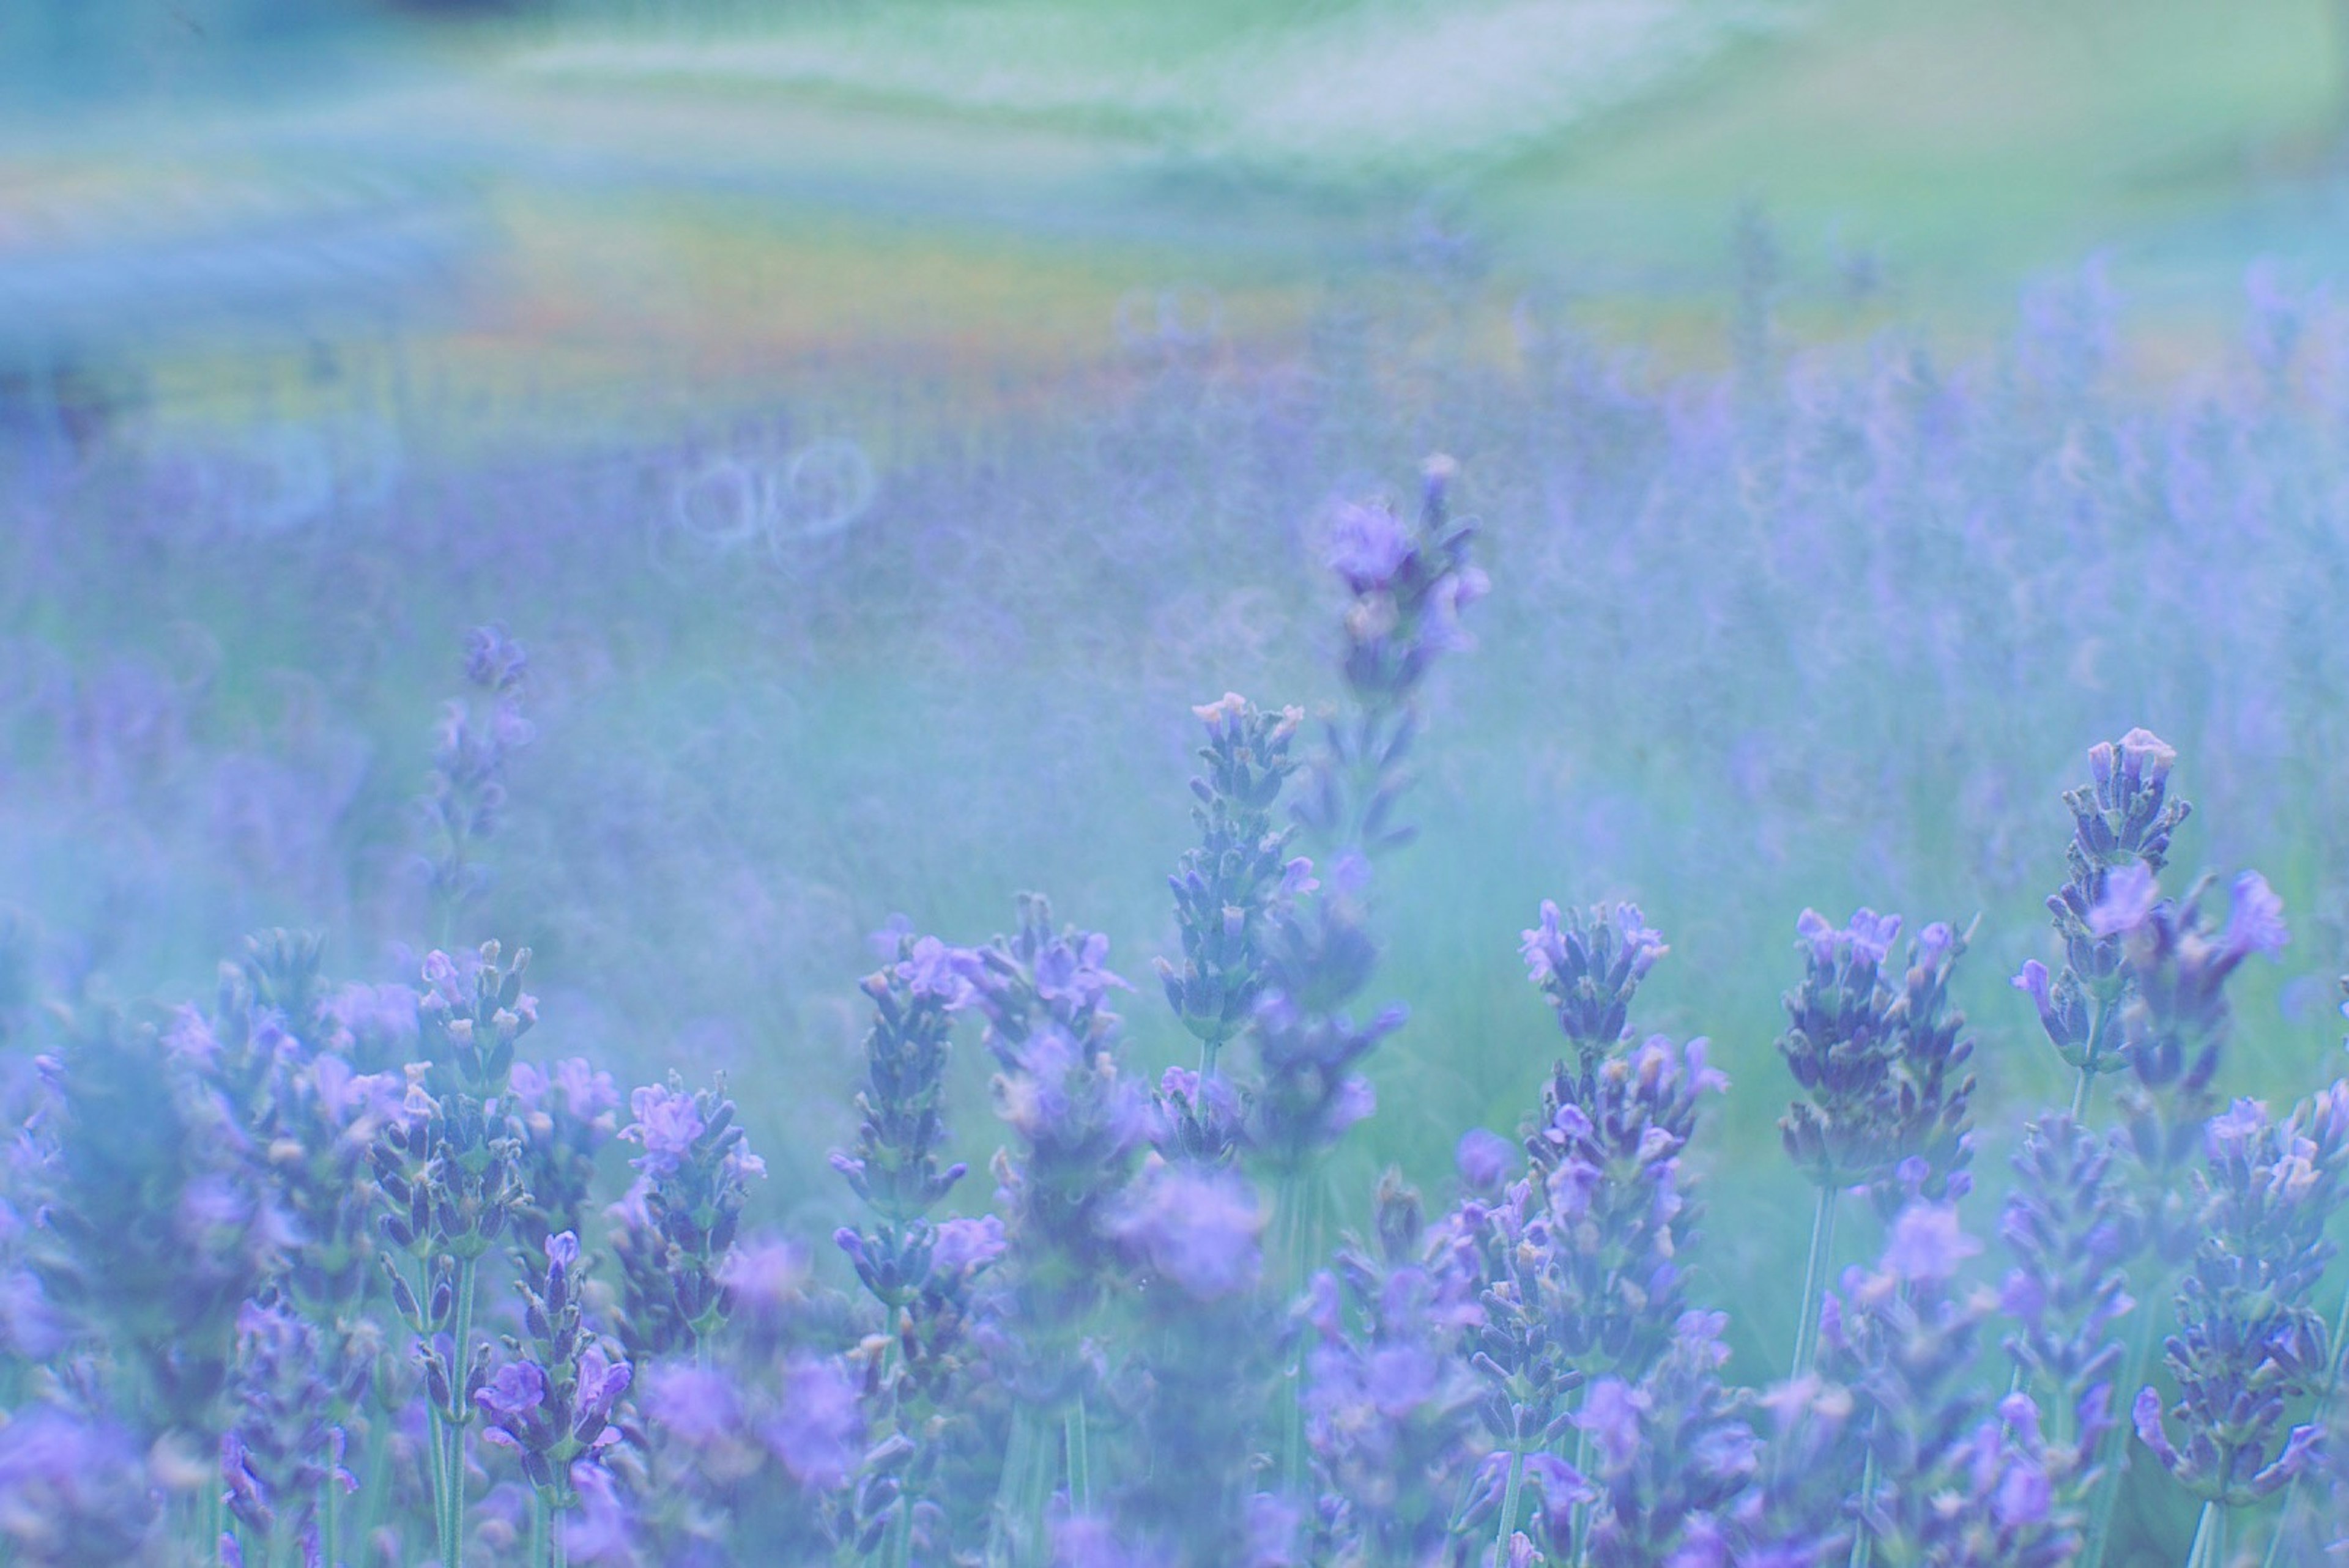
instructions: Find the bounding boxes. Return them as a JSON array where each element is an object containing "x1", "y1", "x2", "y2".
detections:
[
  {"x1": 2221, "y1": 870, "x2": 2288, "y2": 960},
  {"x1": 0, "y1": 1407, "x2": 158, "y2": 1568},
  {"x1": 1456, "y1": 1128, "x2": 1515, "y2": 1193},
  {"x1": 1998, "y1": 1113, "x2": 2141, "y2": 1514},
  {"x1": 643, "y1": 1364, "x2": 743, "y2": 1451},
  {"x1": 1576, "y1": 1377, "x2": 1649, "y2": 1471},
  {"x1": 1246, "y1": 876, "x2": 1406, "y2": 1172},
  {"x1": 421, "y1": 626, "x2": 532, "y2": 917},
  {"x1": 1105, "y1": 1158, "x2": 1264, "y2": 1300},
  {"x1": 1880, "y1": 1203, "x2": 1981, "y2": 1284},
  {"x1": 1328, "y1": 498, "x2": 1415, "y2": 590},
  {"x1": 931, "y1": 1213, "x2": 1007, "y2": 1276},
  {"x1": 765, "y1": 1356, "x2": 863, "y2": 1489}
]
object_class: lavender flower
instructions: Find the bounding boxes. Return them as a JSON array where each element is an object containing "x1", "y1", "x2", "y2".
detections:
[
  {"x1": 965, "y1": 897, "x2": 1157, "y2": 1559},
  {"x1": 477, "y1": 1232, "x2": 631, "y2": 1523},
  {"x1": 1999, "y1": 1114, "x2": 2141, "y2": 1508},
  {"x1": 0, "y1": 1407, "x2": 158, "y2": 1567},
  {"x1": 31, "y1": 1002, "x2": 283, "y2": 1446},
  {"x1": 420, "y1": 624, "x2": 533, "y2": 923},
  {"x1": 1811, "y1": 1204, "x2": 2079, "y2": 1568},
  {"x1": 1294, "y1": 455, "x2": 1487, "y2": 860},
  {"x1": 1302, "y1": 1173, "x2": 1485, "y2": 1568},
  {"x1": 833, "y1": 921, "x2": 996, "y2": 1565},
  {"x1": 2133, "y1": 1086, "x2": 2348, "y2": 1507},
  {"x1": 371, "y1": 940, "x2": 536, "y2": 1568},
  {"x1": 609, "y1": 1074, "x2": 766, "y2": 1361},
  {"x1": 1471, "y1": 1032, "x2": 1724, "y2": 1558},
  {"x1": 1778, "y1": 909, "x2": 1978, "y2": 1202},
  {"x1": 1520, "y1": 900, "x2": 1669, "y2": 1067},
  {"x1": 1574, "y1": 1311, "x2": 1761, "y2": 1568},
  {"x1": 509, "y1": 1056, "x2": 621, "y2": 1253},
  {"x1": 2020, "y1": 730, "x2": 2192, "y2": 1085},
  {"x1": 836, "y1": 929, "x2": 978, "y2": 1232},
  {"x1": 223, "y1": 1298, "x2": 346, "y2": 1558},
  {"x1": 1479, "y1": 1034, "x2": 1723, "y2": 1402},
  {"x1": 1245, "y1": 867, "x2": 1406, "y2": 1177},
  {"x1": 1154, "y1": 694, "x2": 1307, "y2": 1078}
]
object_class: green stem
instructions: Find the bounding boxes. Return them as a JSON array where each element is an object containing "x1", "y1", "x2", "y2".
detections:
[
  {"x1": 1064, "y1": 1397, "x2": 1093, "y2": 1515},
  {"x1": 2185, "y1": 1500, "x2": 2225, "y2": 1568},
  {"x1": 1846, "y1": 1448, "x2": 1877, "y2": 1568},
  {"x1": 1567, "y1": 1419, "x2": 1592, "y2": 1567},
  {"x1": 1491, "y1": 1446, "x2": 1526, "y2": 1568},
  {"x1": 356, "y1": 1408, "x2": 393, "y2": 1565},
  {"x1": 444, "y1": 1258, "x2": 481, "y2": 1568},
  {"x1": 1278, "y1": 1168, "x2": 1321, "y2": 1501},
  {"x1": 2080, "y1": 1272, "x2": 2168, "y2": 1568},
  {"x1": 1789, "y1": 1185, "x2": 1839, "y2": 1383},
  {"x1": 2070, "y1": 1064, "x2": 2094, "y2": 1122},
  {"x1": 885, "y1": 1481, "x2": 918, "y2": 1568},
  {"x1": 530, "y1": 1488, "x2": 551, "y2": 1568}
]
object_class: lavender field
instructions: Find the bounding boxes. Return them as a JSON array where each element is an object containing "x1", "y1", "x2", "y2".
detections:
[{"x1": 9, "y1": 4, "x2": 2349, "y2": 1567}]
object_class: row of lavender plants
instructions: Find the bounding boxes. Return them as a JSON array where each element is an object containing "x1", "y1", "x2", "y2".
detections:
[{"x1": 1, "y1": 449, "x2": 2343, "y2": 1568}]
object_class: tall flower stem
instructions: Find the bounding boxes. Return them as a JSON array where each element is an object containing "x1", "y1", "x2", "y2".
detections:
[
  {"x1": 530, "y1": 1488, "x2": 550, "y2": 1568},
  {"x1": 2080, "y1": 1277, "x2": 2167, "y2": 1568},
  {"x1": 885, "y1": 1479, "x2": 918, "y2": 1568},
  {"x1": 1566, "y1": 1418, "x2": 1593, "y2": 1567},
  {"x1": 1064, "y1": 1396, "x2": 1093, "y2": 1514},
  {"x1": 2185, "y1": 1500, "x2": 2225, "y2": 1568},
  {"x1": 1846, "y1": 1449, "x2": 1878, "y2": 1568},
  {"x1": 2069, "y1": 1066, "x2": 2093, "y2": 1122},
  {"x1": 439, "y1": 1257, "x2": 481, "y2": 1568},
  {"x1": 989, "y1": 1405, "x2": 1055, "y2": 1568},
  {"x1": 1490, "y1": 1441, "x2": 1526, "y2": 1568},
  {"x1": 1789, "y1": 1185, "x2": 1839, "y2": 1381},
  {"x1": 1277, "y1": 1167, "x2": 1323, "y2": 1500}
]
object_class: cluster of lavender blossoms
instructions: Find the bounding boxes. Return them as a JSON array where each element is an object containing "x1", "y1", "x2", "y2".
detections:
[{"x1": 14, "y1": 485, "x2": 2349, "y2": 1568}]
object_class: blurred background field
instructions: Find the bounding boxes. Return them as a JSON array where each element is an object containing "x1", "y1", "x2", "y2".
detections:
[{"x1": 8, "y1": 0, "x2": 2349, "y2": 1455}]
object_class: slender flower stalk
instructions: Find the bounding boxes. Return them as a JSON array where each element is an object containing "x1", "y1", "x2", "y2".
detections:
[
  {"x1": 833, "y1": 922, "x2": 998, "y2": 1568},
  {"x1": 370, "y1": 941, "x2": 536, "y2": 1568}
]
